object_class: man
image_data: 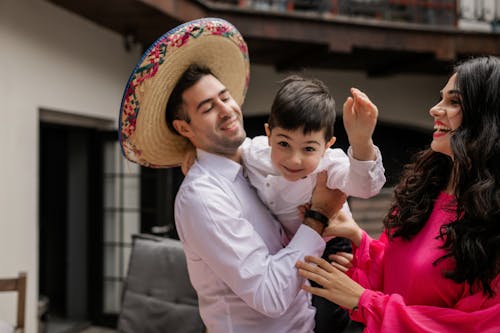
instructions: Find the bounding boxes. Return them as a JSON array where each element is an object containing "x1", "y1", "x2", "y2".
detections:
[{"x1": 119, "y1": 18, "x2": 345, "y2": 332}]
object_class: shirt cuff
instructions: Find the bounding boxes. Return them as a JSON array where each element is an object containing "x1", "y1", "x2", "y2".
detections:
[
  {"x1": 349, "y1": 288, "x2": 377, "y2": 324},
  {"x1": 288, "y1": 224, "x2": 326, "y2": 256},
  {"x1": 347, "y1": 145, "x2": 382, "y2": 165}
]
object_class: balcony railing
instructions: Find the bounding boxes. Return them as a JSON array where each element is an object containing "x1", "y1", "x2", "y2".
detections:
[{"x1": 210, "y1": 0, "x2": 500, "y2": 31}]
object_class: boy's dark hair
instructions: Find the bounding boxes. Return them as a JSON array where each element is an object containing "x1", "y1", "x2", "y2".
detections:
[
  {"x1": 165, "y1": 64, "x2": 214, "y2": 134},
  {"x1": 268, "y1": 75, "x2": 335, "y2": 141}
]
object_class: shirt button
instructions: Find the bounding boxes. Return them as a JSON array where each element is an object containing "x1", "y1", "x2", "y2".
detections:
[
  {"x1": 266, "y1": 182, "x2": 270, "y2": 187},
  {"x1": 270, "y1": 201, "x2": 274, "y2": 205}
]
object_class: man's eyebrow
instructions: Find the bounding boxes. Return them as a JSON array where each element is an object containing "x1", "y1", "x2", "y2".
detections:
[{"x1": 195, "y1": 88, "x2": 228, "y2": 111}]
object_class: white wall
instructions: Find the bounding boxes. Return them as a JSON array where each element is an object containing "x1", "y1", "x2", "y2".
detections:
[
  {"x1": 0, "y1": 0, "x2": 141, "y2": 331},
  {"x1": 0, "y1": 0, "x2": 448, "y2": 331}
]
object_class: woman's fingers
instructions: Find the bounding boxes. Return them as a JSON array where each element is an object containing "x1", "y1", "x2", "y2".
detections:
[
  {"x1": 304, "y1": 255, "x2": 336, "y2": 273},
  {"x1": 330, "y1": 261, "x2": 349, "y2": 273},
  {"x1": 297, "y1": 267, "x2": 330, "y2": 287},
  {"x1": 296, "y1": 256, "x2": 344, "y2": 289},
  {"x1": 328, "y1": 252, "x2": 353, "y2": 269},
  {"x1": 301, "y1": 284, "x2": 332, "y2": 300}
]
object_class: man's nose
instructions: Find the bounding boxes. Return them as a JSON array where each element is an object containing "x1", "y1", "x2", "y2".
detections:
[{"x1": 217, "y1": 100, "x2": 232, "y2": 117}]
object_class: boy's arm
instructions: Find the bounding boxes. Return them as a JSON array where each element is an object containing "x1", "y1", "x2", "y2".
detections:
[
  {"x1": 343, "y1": 88, "x2": 378, "y2": 161},
  {"x1": 324, "y1": 147, "x2": 385, "y2": 199}
]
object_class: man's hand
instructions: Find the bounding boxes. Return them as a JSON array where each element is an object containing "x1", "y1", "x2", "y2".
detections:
[{"x1": 310, "y1": 171, "x2": 347, "y2": 219}]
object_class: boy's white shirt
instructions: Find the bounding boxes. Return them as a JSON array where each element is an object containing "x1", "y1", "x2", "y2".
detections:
[{"x1": 241, "y1": 136, "x2": 386, "y2": 238}]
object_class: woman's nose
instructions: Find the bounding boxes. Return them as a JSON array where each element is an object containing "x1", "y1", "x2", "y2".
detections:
[{"x1": 429, "y1": 105, "x2": 445, "y2": 117}]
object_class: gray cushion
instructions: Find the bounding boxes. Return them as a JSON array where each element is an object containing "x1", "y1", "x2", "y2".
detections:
[{"x1": 117, "y1": 235, "x2": 204, "y2": 333}]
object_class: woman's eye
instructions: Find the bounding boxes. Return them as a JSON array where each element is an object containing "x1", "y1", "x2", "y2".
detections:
[{"x1": 304, "y1": 147, "x2": 316, "y2": 152}]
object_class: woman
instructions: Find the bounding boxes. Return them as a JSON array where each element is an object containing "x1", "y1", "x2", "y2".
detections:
[{"x1": 296, "y1": 56, "x2": 500, "y2": 332}]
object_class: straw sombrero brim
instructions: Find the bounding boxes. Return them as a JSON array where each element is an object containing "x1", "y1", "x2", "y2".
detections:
[{"x1": 119, "y1": 18, "x2": 250, "y2": 168}]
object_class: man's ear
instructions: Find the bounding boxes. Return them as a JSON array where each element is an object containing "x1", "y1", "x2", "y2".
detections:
[
  {"x1": 173, "y1": 120, "x2": 194, "y2": 139},
  {"x1": 264, "y1": 123, "x2": 271, "y2": 146}
]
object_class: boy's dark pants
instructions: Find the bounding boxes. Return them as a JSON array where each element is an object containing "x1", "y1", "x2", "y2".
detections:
[{"x1": 312, "y1": 237, "x2": 352, "y2": 333}]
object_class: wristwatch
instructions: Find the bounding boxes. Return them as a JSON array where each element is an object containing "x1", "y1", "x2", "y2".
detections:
[{"x1": 304, "y1": 209, "x2": 329, "y2": 227}]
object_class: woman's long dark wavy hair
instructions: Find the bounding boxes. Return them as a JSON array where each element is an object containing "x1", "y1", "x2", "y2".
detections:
[{"x1": 383, "y1": 56, "x2": 500, "y2": 297}]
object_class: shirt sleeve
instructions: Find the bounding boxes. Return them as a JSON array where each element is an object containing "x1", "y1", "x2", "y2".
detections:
[
  {"x1": 351, "y1": 278, "x2": 500, "y2": 333},
  {"x1": 348, "y1": 231, "x2": 387, "y2": 291},
  {"x1": 325, "y1": 146, "x2": 386, "y2": 199},
  {"x1": 175, "y1": 177, "x2": 325, "y2": 317}
]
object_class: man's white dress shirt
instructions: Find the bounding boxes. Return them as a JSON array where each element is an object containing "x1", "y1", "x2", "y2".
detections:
[
  {"x1": 175, "y1": 147, "x2": 325, "y2": 333},
  {"x1": 241, "y1": 136, "x2": 386, "y2": 237}
]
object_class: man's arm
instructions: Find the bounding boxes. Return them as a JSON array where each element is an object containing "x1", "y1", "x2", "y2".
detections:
[
  {"x1": 175, "y1": 175, "x2": 326, "y2": 317},
  {"x1": 305, "y1": 171, "x2": 347, "y2": 235}
]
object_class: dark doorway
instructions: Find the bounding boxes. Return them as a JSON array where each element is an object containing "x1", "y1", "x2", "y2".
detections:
[{"x1": 39, "y1": 122, "x2": 103, "y2": 330}]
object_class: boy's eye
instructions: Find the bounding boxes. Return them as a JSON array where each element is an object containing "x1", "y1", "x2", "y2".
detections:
[
  {"x1": 277, "y1": 141, "x2": 289, "y2": 148},
  {"x1": 304, "y1": 147, "x2": 316, "y2": 152}
]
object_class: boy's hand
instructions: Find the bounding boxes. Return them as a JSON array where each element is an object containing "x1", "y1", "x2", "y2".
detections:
[{"x1": 343, "y1": 88, "x2": 378, "y2": 161}]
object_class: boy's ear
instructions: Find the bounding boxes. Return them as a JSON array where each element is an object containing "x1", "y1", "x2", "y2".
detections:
[
  {"x1": 173, "y1": 120, "x2": 194, "y2": 139},
  {"x1": 264, "y1": 123, "x2": 272, "y2": 146},
  {"x1": 264, "y1": 123, "x2": 271, "y2": 136},
  {"x1": 326, "y1": 136, "x2": 336, "y2": 149}
]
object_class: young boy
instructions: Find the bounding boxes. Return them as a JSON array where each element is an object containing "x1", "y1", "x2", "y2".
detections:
[
  {"x1": 240, "y1": 75, "x2": 385, "y2": 333},
  {"x1": 241, "y1": 75, "x2": 385, "y2": 240}
]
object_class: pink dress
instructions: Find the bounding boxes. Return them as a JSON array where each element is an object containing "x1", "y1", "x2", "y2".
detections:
[{"x1": 349, "y1": 192, "x2": 500, "y2": 332}]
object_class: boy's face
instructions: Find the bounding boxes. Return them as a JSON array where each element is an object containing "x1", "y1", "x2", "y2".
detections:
[{"x1": 266, "y1": 125, "x2": 335, "y2": 181}]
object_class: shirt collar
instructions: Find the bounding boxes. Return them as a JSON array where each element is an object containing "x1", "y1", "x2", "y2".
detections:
[{"x1": 196, "y1": 148, "x2": 243, "y2": 181}]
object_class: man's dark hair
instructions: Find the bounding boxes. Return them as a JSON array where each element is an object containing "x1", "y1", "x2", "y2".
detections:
[
  {"x1": 165, "y1": 64, "x2": 214, "y2": 134},
  {"x1": 267, "y1": 75, "x2": 336, "y2": 141}
]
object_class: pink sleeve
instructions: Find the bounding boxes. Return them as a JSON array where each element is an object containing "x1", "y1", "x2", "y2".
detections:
[
  {"x1": 348, "y1": 231, "x2": 388, "y2": 291},
  {"x1": 351, "y1": 277, "x2": 500, "y2": 333}
]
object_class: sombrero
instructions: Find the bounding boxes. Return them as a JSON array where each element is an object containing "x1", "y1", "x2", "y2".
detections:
[{"x1": 119, "y1": 18, "x2": 250, "y2": 168}]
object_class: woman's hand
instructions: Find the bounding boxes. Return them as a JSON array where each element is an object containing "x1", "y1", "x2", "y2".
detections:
[
  {"x1": 322, "y1": 210, "x2": 363, "y2": 247},
  {"x1": 296, "y1": 255, "x2": 364, "y2": 310},
  {"x1": 328, "y1": 252, "x2": 353, "y2": 273}
]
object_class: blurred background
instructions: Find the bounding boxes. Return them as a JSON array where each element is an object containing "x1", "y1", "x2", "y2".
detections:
[{"x1": 1, "y1": 0, "x2": 499, "y2": 331}]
